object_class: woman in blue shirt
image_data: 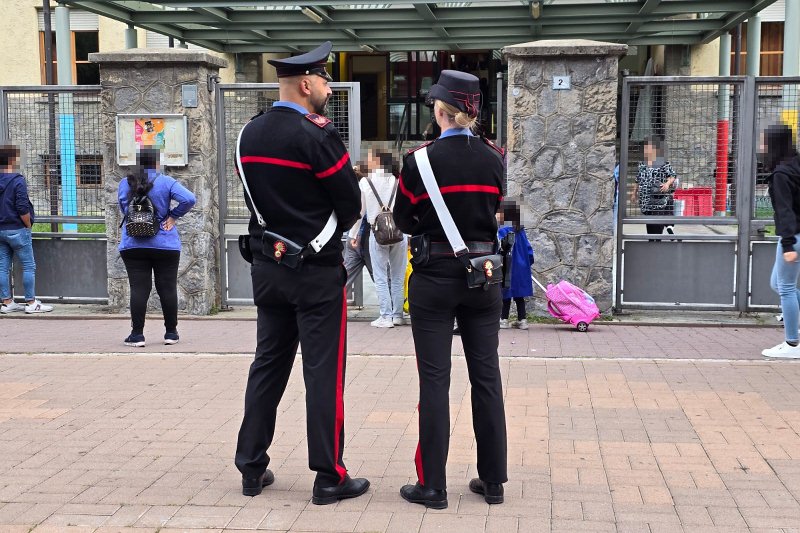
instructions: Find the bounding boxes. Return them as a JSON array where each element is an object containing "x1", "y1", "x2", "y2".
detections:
[{"x1": 118, "y1": 148, "x2": 196, "y2": 347}]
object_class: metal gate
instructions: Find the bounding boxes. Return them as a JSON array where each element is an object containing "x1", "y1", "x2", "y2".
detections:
[
  {"x1": 0, "y1": 86, "x2": 107, "y2": 303},
  {"x1": 216, "y1": 83, "x2": 361, "y2": 306},
  {"x1": 616, "y1": 76, "x2": 800, "y2": 311}
]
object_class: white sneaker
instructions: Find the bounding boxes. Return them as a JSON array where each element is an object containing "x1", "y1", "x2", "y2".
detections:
[
  {"x1": 776, "y1": 314, "x2": 784, "y2": 322},
  {"x1": 517, "y1": 319, "x2": 529, "y2": 330},
  {"x1": 24, "y1": 300, "x2": 53, "y2": 314},
  {"x1": 370, "y1": 316, "x2": 394, "y2": 328},
  {"x1": 392, "y1": 316, "x2": 404, "y2": 326},
  {"x1": 499, "y1": 319, "x2": 511, "y2": 329},
  {"x1": 762, "y1": 342, "x2": 800, "y2": 359},
  {"x1": 0, "y1": 301, "x2": 24, "y2": 314}
]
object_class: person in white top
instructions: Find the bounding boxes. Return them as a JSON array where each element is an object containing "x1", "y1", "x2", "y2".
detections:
[{"x1": 349, "y1": 148, "x2": 408, "y2": 327}]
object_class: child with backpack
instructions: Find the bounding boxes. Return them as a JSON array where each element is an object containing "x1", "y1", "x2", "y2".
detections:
[{"x1": 497, "y1": 199, "x2": 534, "y2": 330}]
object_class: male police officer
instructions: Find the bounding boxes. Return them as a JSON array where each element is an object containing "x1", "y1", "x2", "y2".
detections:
[{"x1": 234, "y1": 41, "x2": 368, "y2": 504}]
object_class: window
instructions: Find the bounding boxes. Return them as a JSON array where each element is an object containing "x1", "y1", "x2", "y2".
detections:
[
  {"x1": 730, "y1": 22, "x2": 785, "y2": 76},
  {"x1": 39, "y1": 31, "x2": 100, "y2": 85},
  {"x1": 43, "y1": 155, "x2": 103, "y2": 188}
]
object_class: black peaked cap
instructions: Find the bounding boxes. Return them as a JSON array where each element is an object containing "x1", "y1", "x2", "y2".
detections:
[
  {"x1": 267, "y1": 41, "x2": 333, "y2": 81},
  {"x1": 426, "y1": 70, "x2": 481, "y2": 117}
]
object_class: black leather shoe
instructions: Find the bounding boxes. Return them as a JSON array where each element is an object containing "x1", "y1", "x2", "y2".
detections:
[
  {"x1": 400, "y1": 482, "x2": 448, "y2": 509},
  {"x1": 468, "y1": 478, "x2": 504, "y2": 504},
  {"x1": 312, "y1": 475, "x2": 370, "y2": 505},
  {"x1": 242, "y1": 469, "x2": 275, "y2": 496}
]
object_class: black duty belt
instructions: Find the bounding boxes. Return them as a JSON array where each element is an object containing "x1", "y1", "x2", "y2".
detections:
[{"x1": 430, "y1": 241, "x2": 495, "y2": 255}]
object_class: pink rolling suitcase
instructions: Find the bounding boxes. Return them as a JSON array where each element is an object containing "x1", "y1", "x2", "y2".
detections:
[{"x1": 531, "y1": 276, "x2": 600, "y2": 332}]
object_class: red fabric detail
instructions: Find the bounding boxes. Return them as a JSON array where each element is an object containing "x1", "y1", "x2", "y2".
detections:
[
  {"x1": 415, "y1": 403, "x2": 425, "y2": 485},
  {"x1": 305, "y1": 113, "x2": 331, "y2": 128},
  {"x1": 405, "y1": 141, "x2": 433, "y2": 155},
  {"x1": 333, "y1": 287, "x2": 348, "y2": 483},
  {"x1": 482, "y1": 136, "x2": 505, "y2": 156},
  {"x1": 399, "y1": 179, "x2": 501, "y2": 205},
  {"x1": 316, "y1": 152, "x2": 351, "y2": 179},
  {"x1": 239, "y1": 156, "x2": 312, "y2": 171}
]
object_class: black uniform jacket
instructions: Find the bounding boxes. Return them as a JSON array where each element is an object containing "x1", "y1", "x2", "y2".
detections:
[
  {"x1": 237, "y1": 106, "x2": 361, "y2": 266},
  {"x1": 394, "y1": 134, "x2": 505, "y2": 278}
]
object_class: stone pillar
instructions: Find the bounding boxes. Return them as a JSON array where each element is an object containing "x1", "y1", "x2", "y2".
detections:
[
  {"x1": 504, "y1": 40, "x2": 627, "y2": 313},
  {"x1": 90, "y1": 49, "x2": 228, "y2": 315}
]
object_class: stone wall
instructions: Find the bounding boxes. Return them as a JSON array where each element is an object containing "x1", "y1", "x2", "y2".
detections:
[
  {"x1": 91, "y1": 49, "x2": 227, "y2": 315},
  {"x1": 504, "y1": 40, "x2": 627, "y2": 313}
]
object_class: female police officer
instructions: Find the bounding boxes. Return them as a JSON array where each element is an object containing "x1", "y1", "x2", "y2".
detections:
[{"x1": 393, "y1": 70, "x2": 507, "y2": 508}]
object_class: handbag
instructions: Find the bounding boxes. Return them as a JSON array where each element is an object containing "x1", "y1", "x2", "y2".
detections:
[
  {"x1": 413, "y1": 147, "x2": 503, "y2": 290},
  {"x1": 235, "y1": 121, "x2": 338, "y2": 269},
  {"x1": 365, "y1": 176, "x2": 403, "y2": 245}
]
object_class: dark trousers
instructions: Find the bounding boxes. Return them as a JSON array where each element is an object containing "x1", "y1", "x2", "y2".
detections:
[
  {"x1": 235, "y1": 259, "x2": 349, "y2": 487},
  {"x1": 120, "y1": 248, "x2": 180, "y2": 334},
  {"x1": 501, "y1": 297, "x2": 526, "y2": 320},
  {"x1": 344, "y1": 225, "x2": 373, "y2": 287},
  {"x1": 408, "y1": 271, "x2": 508, "y2": 490}
]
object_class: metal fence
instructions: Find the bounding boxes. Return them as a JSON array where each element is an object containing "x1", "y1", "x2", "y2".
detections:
[
  {"x1": 0, "y1": 85, "x2": 106, "y2": 302},
  {"x1": 216, "y1": 83, "x2": 362, "y2": 306},
  {"x1": 617, "y1": 76, "x2": 800, "y2": 312},
  {"x1": 0, "y1": 86, "x2": 104, "y2": 222}
]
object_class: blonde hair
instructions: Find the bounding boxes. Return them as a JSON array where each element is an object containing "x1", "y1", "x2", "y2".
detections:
[{"x1": 434, "y1": 100, "x2": 478, "y2": 131}]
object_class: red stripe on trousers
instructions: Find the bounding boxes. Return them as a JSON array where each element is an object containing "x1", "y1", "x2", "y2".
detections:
[
  {"x1": 333, "y1": 287, "x2": 348, "y2": 483},
  {"x1": 415, "y1": 403, "x2": 425, "y2": 485},
  {"x1": 239, "y1": 155, "x2": 312, "y2": 170},
  {"x1": 315, "y1": 152, "x2": 351, "y2": 178}
]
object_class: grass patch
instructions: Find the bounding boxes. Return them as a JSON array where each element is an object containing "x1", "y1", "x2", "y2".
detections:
[{"x1": 32, "y1": 222, "x2": 106, "y2": 234}]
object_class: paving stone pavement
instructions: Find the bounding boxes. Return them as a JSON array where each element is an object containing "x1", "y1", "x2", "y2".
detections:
[{"x1": 2, "y1": 317, "x2": 800, "y2": 532}]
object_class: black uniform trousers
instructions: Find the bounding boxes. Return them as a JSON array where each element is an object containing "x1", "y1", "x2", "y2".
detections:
[
  {"x1": 408, "y1": 270, "x2": 508, "y2": 491},
  {"x1": 235, "y1": 259, "x2": 349, "y2": 487}
]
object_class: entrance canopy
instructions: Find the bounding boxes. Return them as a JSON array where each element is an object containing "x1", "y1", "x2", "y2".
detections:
[{"x1": 58, "y1": 0, "x2": 778, "y2": 52}]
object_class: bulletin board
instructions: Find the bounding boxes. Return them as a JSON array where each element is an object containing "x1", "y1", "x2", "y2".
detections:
[{"x1": 116, "y1": 114, "x2": 189, "y2": 166}]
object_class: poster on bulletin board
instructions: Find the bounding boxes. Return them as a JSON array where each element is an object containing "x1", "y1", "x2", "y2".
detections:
[{"x1": 116, "y1": 114, "x2": 189, "y2": 166}]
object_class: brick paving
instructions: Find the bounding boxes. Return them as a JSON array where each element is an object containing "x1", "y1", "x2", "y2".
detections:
[{"x1": 1, "y1": 317, "x2": 800, "y2": 531}]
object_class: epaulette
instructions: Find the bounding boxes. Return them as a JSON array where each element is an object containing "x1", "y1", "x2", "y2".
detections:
[
  {"x1": 482, "y1": 136, "x2": 504, "y2": 156},
  {"x1": 406, "y1": 140, "x2": 434, "y2": 155},
  {"x1": 249, "y1": 109, "x2": 265, "y2": 121},
  {"x1": 305, "y1": 113, "x2": 331, "y2": 128}
]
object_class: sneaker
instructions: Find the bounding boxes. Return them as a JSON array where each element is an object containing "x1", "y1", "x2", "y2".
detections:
[
  {"x1": 762, "y1": 342, "x2": 800, "y2": 359},
  {"x1": 0, "y1": 301, "x2": 24, "y2": 314},
  {"x1": 24, "y1": 300, "x2": 53, "y2": 314},
  {"x1": 776, "y1": 314, "x2": 784, "y2": 322},
  {"x1": 666, "y1": 226, "x2": 675, "y2": 235},
  {"x1": 392, "y1": 316, "x2": 404, "y2": 326},
  {"x1": 517, "y1": 319, "x2": 529, "y2": 330},
  {"x1": 370, "y1": 316, "x2": 394, "y2": 328},
  {"x1": 164, "y1": 331, "x2": 180, "y2": 345},
  {"x1": 499, "y1": 319, "x2": 511, "y2": 329},
  {"x1": 124, "y1": 333, "x2": 146, "y2": 347}
]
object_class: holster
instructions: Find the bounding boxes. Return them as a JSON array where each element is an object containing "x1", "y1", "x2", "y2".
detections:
[
  {"x1": 238, "y1": 234, "x2": 254, "y2": 264},
  {"x1": 261, "y1": 230, "x2": 309, "y2": 270},
  {"x1": 458, "y1": 252, "x2": 504, "y2": 290},
  {"x1": 409, "y1": 234, "x2": 430, "y2": 267}
]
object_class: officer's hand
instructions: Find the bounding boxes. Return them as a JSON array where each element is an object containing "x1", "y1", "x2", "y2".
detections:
[
  {"x1": 785, "y1": 251, "x2": 798, "y2": 263},
  {"x1": 161, "y1": 217, "x2": 176, "y2": 231},
  {"x1": 350, "y1": 238, "x2": 359, "y2": 249}
]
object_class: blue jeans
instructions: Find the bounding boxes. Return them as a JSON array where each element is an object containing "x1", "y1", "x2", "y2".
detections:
[
  {"x1": 369, "y1": 233, "x2": 407, "y2": 319},
  {"x1": 770, "y1": 235, "x2": 800, "y2": 343},
  {"x1": 0, "y1": 227, "x2": 36, "y2": 302}
]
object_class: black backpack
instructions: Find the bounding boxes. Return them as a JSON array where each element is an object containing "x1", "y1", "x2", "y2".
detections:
[{"x1": 125, "y1": 194, "x2": 159, "y2": 237}]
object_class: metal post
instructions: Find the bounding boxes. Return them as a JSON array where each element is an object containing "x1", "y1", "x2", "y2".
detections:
[
  {"x1": 179, "y1": 41, "x2": 189, "y2": 49},
  {"x1": 42, "y1": 1, "x2": 55, "y2": 85},
  {"x1": 735, "y1": 77, "x2": 756, "y2": 312},
  {"x1": 42, "y1": 2, "x2": 58, "y2": 231},
  {"x1": 55, "y1": 5, "x2": 77, "y2": 233},
  {"x1": 733, "y1": 24, "x2": 742, "y2": 75},
  {"x1": 496, "y1": 72, "x2": 504, "y2": 147},
  {"x1": 746, "y1": 17, "x2": 761, "y2": 76},
  {"x1": 715, "y1": 34, "x2": 732, "y2": 216},
  {"x1": 124, "y1": 24, "x2": 138, "y2": 49},
  {"x1": 614, "y1": 78, "x2": 631, "y2": 311},
  {"x1": 215, "y1": 84, "x2": 228, "y2": 307},
  {"x1": 784, "y1": 0, "x2": 800, "y2": 134}
]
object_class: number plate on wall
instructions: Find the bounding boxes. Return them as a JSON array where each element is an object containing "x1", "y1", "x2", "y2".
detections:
[{"x1": 552, "y1": 76, "x2": 571, "y2": 90}]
